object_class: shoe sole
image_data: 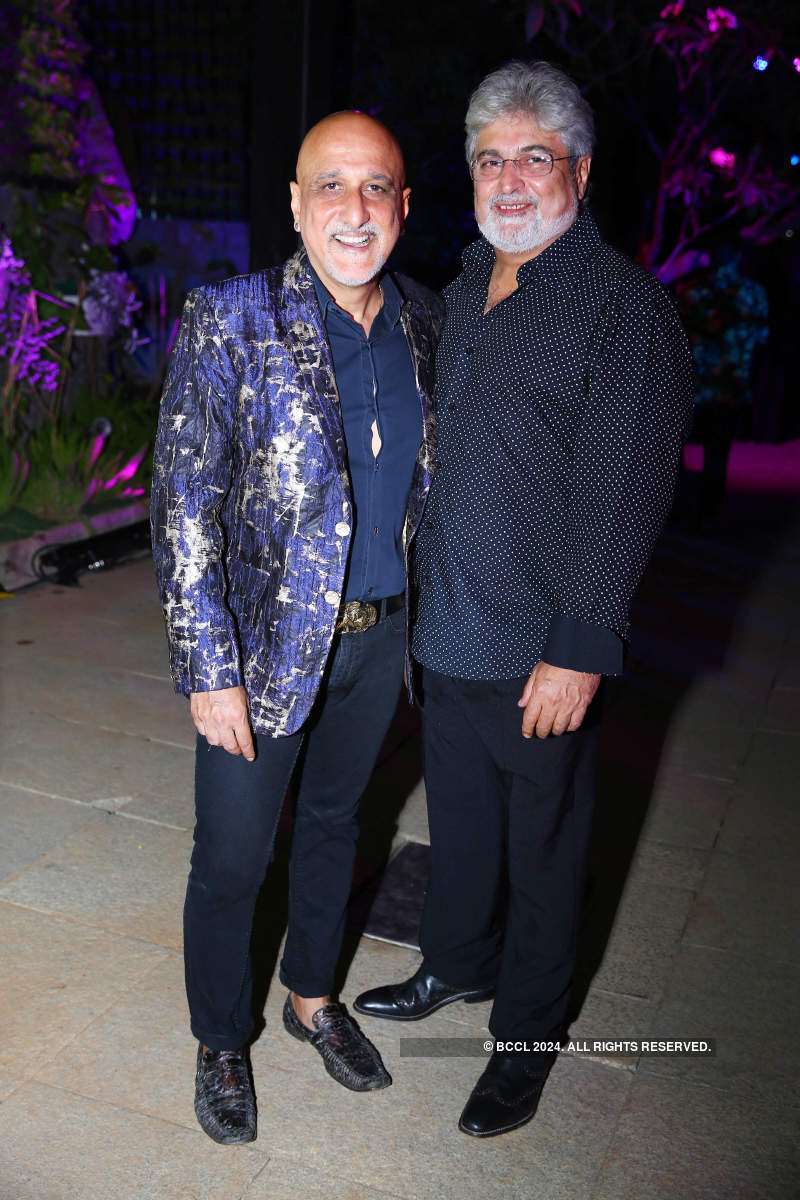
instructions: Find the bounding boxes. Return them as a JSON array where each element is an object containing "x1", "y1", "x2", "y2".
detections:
[{"x1": 353, "y1": 989, "x2": 494, "y2": 1022}]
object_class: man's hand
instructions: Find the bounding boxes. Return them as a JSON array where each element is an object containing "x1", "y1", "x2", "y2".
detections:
[
  {"x1": 190, "y1": 685, "x2": 255, "y2": 760},
  {"x1": 517, "y1": 662, "x2": 601, "y2": 739}
]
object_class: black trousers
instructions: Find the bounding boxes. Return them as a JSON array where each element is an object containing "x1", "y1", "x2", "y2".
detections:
[
  {"x1": 419, "y1": 667, "x2": 602, "y2": 1045},
  {"x1": 184, "y1": 606, "x2": 406, "y2": 1051}
]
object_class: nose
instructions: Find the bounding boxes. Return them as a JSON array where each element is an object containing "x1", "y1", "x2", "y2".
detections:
[
  {"x1": 497, "y1": 159, "x2": 524, "y2": 189},
  {"x1": 341, "y1": 186, "x2": 370, "y2": 228}
]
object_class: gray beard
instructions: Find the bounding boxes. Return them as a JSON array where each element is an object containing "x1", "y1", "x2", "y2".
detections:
[
  {"x1": 477, "y1": 193, "x2": 578, "y2": 255},
  {"x1": 321, "y1": 223, "x2": 387, "y2": 288}
]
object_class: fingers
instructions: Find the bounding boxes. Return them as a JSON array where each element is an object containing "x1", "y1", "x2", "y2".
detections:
[
  {"x1": 233, "y1": 719, "x2": 256, "y2": 762},
  {"x1": 550, "y1": 706, "x2": 574, "y2": 737},
  {"x1": 520, "y1": 663, "x2": 600, "y2": 739},
  {"x1": 567, "y1": 706, "x2": 587, "y2": 733},
  {"x1": 535, "y1": 709, "x2": 555, "y2": 739},
  {"x1": 518, "y1": 674, "x2": 535, "y2": 709},
  {"x1": 521, "y1": 697, "x2": 542, "y2": 739},
  {"x1": 190, "y1": 687, "x2": 255, "y2": 760}
]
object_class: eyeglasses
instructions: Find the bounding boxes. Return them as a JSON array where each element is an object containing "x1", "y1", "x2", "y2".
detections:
[{"x1": 470, "y1": 153, "x2": 573, "y2": 181}]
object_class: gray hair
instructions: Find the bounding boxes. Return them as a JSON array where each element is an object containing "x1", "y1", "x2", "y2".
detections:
[{"x1": 464, "y1": 61, "x2": 595, "y2": 164}]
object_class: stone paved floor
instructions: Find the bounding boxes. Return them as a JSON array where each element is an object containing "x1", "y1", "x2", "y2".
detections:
[{"x1": 1, "y1": 489, "x2": 799, "y2": 1199}]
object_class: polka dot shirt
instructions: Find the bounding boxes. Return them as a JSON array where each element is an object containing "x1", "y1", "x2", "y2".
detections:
[{"x1": 411, "y1": 211, "x2": 695, "y2": 680}]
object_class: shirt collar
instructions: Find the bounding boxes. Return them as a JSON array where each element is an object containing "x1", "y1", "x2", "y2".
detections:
[
  {"x1": 309, "y1": 264, "x2": 403, "y2": 329},
  {"x1": 460, "y1": 210, "x2": 603, "y2": 296}
]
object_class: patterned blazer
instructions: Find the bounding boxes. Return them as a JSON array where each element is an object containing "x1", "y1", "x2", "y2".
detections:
[{"x1": 151, "y1": 251, "x2": 442, "y2": 736}]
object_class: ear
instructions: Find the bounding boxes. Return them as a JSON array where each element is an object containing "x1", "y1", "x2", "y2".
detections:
[
  {"x1": 574, "y1": 155, "x2": 592, "y2": 200},
  {"x1": 289, "y1": 181, "x2": 301, "y2": 227},
  {"x1": 401, "y1": 186, "x2": 411, "y2": 228}
]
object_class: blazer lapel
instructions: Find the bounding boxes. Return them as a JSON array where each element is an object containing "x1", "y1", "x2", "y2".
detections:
[{"x1": 281, "y1": 252, "x2": 349, "y2": 482}]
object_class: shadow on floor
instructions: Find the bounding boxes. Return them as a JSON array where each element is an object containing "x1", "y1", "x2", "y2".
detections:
[{"x1": 570, "y1": 489, "x2": 800, "y2": 1017}]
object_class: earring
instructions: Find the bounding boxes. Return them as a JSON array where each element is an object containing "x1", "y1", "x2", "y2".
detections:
[{"x1": 293, "y1": 220, "x2": 300, "y2": 231}]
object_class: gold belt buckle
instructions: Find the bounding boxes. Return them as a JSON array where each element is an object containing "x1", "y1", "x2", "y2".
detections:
[{"x1": 335, "y1": 599, "x2": 378, "y2": 634}]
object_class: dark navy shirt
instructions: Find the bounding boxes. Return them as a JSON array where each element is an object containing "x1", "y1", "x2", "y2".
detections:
[
  {"x1": 312, "y1": 269, "x2": 422, "y2": 602},
  {"x1": 412, "y1": 211, "x2": 694, "y2": 679}
]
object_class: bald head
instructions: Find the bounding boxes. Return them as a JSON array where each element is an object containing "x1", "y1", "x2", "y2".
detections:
[
  {"x1": 290, "y1": 110, "x2": 410, "y2": 297},
  {"x1": 295, "y1": 111, "x2": 406, "y2": 187}
]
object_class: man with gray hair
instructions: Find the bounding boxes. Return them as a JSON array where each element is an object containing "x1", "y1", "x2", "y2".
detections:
[{"x1": 355, "y1": 62, "x2": 694, "y2": 1137}]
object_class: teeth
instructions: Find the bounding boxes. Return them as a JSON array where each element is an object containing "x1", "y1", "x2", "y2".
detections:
[{"x1": 334, "y1": 234, "x2": 371, "y2": 246}]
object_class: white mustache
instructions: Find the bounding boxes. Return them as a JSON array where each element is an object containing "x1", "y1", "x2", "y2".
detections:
[
  {"x1": 328, "y1": 222, "x2": 380, "y2": 237},
  {"x1": 488, "y1": 192, "x2": 538, "y2": 210}
]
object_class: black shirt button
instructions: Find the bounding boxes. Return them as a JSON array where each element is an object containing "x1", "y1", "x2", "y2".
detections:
[
  {"x1": 447, "y1": 403, "x2": 456, "y2": 412},
  {"x1": 465, "y1": 345, "x2": 474, "y2": 355}
]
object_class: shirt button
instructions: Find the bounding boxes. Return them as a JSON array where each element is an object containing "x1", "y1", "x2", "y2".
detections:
[
  {"x1": 447, "y1": 403, "x2": 456, "y2": 412},
  {"x1": 335, "y1": 521, "x2": 350, "y2": 536},
  {"x1": 465, "y1": 345, "x2": 474, "y2": 355},
  {"x1": 324, "y1": 590, "x2": 340, "y2": 607}
]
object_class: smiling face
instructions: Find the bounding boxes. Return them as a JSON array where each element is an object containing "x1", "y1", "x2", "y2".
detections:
[
  {"x1": 472, "y1": 113, "x2": 591, "y2": 261},
  {"x1": 290, "y1": 113, "x2": 410, "y2": 294}
]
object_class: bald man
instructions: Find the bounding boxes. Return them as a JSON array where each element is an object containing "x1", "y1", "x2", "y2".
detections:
[{"x1": 152, "y1": 112, "x2": 442, "y2": 1144}]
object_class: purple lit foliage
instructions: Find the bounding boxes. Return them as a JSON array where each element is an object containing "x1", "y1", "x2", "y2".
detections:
[
  {"x1": 83, "y1": 269, "x2": 148, "y2": 352},
  {"x1": 519, "y1": 0, "x2": 800, "y2": 281},
  {"x1": 0, "y1": 232, "x2": 65, "y2": 420}
]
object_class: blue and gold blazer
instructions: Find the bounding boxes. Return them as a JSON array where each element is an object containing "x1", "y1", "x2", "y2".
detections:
[{"x1": 151, "y1": 250, "x2": 442, "y2": 735}]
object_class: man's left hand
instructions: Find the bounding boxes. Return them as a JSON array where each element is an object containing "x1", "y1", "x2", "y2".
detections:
[{"x1": 518, "y1": 661, "x2": 601, "y2": 739}]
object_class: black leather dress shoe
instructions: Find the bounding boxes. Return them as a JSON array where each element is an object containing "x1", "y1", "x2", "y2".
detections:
[
  {"x1": 353, "y1": 965, "x2": 495, "y2": 1021},
  {"x1": 282, "y1": 994, "x2": 391, "y2": 1091},
  {"x1": 194, "y1": 1044, "x2": 256, "y2": 1144},
  {"x1": 458, "y1": 1049, "x2": 555, "y2": 1137}
]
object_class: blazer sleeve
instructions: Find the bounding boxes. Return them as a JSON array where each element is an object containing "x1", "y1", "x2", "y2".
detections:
[
  {"x1": 541, "y1": 277, "x2": 695, "y2": 675},
  {"x1": 150, "y1": 289, "x2": 244, "y2": 695}
]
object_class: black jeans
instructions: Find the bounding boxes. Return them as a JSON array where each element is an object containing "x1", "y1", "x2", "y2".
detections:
[
  {"x1": 184, "y1": 606, "x2": 406, "y2": 1050},
  {"x1": 418, "y1": 667, "x2": 602, "y2": 1046}
]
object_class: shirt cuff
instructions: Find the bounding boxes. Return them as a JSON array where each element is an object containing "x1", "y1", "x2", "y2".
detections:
[{"x1": 541, "y1": 613, "x2": 624, "y2": 675}]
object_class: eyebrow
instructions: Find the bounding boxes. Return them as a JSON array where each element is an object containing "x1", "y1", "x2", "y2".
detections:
[
  {"x1": 310, "y1": 169, "x2": 397, "y2": 189},
  {"x1": 475, "y1": 143, "x2": 554, "y2": 158}
]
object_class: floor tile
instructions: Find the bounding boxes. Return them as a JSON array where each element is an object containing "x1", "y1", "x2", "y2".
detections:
[
  {"x1": 591, "y1": 1075, "x2": 800, "y2": 1200},
  {"x1": 0, "y1": 815, "x2": 190, "y2": 948},
  {"x1": 0, "y1": 1081, "x2": 267, "y2": 1200},
  {"x1": 0, "y1": 902, "x2": 168, "y2": 1077},
  {"x1": 683, "y1": 851, "x2": 799, "y2": 963},
  {"x1": 624, "y1": 840, "x2": 710, "y2": 893},
  {"x1": 5, "y1": 654, "x2": 192, "y2": 748},
  {"x1": 567, "y1": 988, "x2": 655, "y2": 1068},
  {"x1": 242, "y1": 1159, "x2": 407, "y2": 1200},
  {"x1": 637, "y1": 771, "x2": 733, "y2": 850},
  {"x1": 761, "y1": 684, "x2": 800, "y2": 733},
  {"x1": 638, "y1": 944, "x2": 800, "y2": 1106},
  {"x1": 0, "y1": 783, "x2": 107, "y2": 881},
  {"x1": 0, "y1": 712, "x2": 194, "y2": 822},
  {"x1": 393, "y1": 778, "x2": 430, "y2": 844},
  {"x1": 716, "y1": 730, "x2": 800, "y2": 858},
  {"x1": 32, "y1": 953, "x2": 195, "y2": 1128}
]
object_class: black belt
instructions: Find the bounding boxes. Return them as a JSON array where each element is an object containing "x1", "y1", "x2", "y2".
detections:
[{"x1": 334, "y1": 592, "x2": 404, "y2": 634}]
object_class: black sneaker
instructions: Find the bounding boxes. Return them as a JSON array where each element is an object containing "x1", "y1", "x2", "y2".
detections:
[
  {"x1": 282, "y1": 994, "x2": 391, "y2": 1092},
  {"x1": 194, "y1": 1044, "x2": 257, "y2": 1144}
]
